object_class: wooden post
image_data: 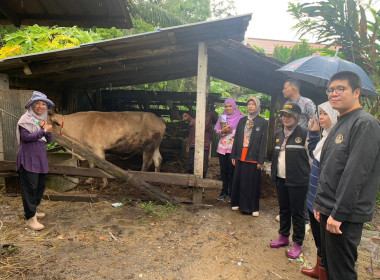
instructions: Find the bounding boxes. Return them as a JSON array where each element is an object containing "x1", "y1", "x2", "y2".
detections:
[
  {"x1": 0, "y1": 74, "x2": 9, "y2": 161},
  {"x1": 193, "y1": 42, "x2": 208, "y2": 203},
  {"x1": 266, "y1": 94, "x2": 277, "y2": 160}
]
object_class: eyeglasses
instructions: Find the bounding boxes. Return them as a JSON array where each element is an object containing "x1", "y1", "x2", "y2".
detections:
[{"x1": 326, "y1": 86, "x2": 349, "y2": 96}]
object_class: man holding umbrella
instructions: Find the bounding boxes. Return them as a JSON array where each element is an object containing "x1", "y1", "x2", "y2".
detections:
[
  {"x1": 282, "y1": 78, "x2": 316, "y2": 128},
  {"x1": 314, "y1": 71, "x2": 380, "y2": 280}
]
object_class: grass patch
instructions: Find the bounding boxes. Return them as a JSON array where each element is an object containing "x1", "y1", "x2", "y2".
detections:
[{"x1": 137, "y1": 201, "x2": 180, "y2": 216}]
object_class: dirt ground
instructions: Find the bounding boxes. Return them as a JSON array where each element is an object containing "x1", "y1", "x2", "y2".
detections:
[{"x1": 1, "y1": 157, "x2": 379, "y2": 280}]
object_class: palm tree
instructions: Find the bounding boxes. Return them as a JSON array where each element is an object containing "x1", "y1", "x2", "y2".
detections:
[{"x1": 288, "y1": 0, "x2": 379, "y2": 84}]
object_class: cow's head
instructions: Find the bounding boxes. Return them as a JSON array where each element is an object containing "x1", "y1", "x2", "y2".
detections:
[{"x1": 47, "y1": 109, "x2": 61, "y2": 127}]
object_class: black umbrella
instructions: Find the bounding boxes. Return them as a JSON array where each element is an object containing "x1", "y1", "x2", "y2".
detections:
[{"x1": 276, "y1": 55, "x2": 378, "y2": 96}]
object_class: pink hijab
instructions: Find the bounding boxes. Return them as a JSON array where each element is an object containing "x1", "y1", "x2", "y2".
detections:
[{"x1": 214, "y1": 98, "x2": 244, "y2": 131}]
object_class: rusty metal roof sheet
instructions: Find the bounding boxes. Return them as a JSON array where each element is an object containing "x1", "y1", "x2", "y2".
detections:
[{"x1": 0, "y1": 0, "x2": 133, "y2": 29}]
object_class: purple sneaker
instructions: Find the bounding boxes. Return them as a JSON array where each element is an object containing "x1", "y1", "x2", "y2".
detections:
[
  {"x1": 287, "y1": 243, "x2": 302, "y2": 259},
  {"x1": 269, "y1": 234, "x2": 289, "y2": 248}
]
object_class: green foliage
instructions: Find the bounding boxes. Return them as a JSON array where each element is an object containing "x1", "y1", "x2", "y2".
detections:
[
  {"x1": 46, "y1": 142, "x2": 58, "y2": 150},
  {"x1": 138, "y1": 201, "x2": 154, "y2": 214},
  {"x1": 0, "y1": 25, "x2": 108, "y2": 58},
  {"x1": 94, "y1": 27, "x2": 124, "y2": 40},
  {"x1": 127, "y1": 0, "x2": 186, "y2": 28},
  {"x1": 137, "y1": 201, "x2": 178, "y2": 216},
  {"x1": 273, "y1": 40, "x2": 326, "y2": 63},
  {"x1": 364, "y1": 222, "x2": 373, "y2": 230},
  {"x1": 251, "y1": 45, "x2": 267, "y2": 55},
  {"x1": 286, "y1": 40, "x2": 316, "y2": 62},
  {"x1": 0, "y1": 25, "x2": 18, "y2": 45},
  {"x1": 273, "y1": 45, "x2": 293, "y2": 63},
  {"x1": 211, "y1": 0, "x2": 237, "y2": 18},
  {"x1": 288, "y1": 0, "x2": 379, "y2": 84}
]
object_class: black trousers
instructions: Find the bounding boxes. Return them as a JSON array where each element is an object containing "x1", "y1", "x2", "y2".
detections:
[
  {"x1": 18, "y1": 165, "x2": 46, "y2": 220},
  {"x1": 187, "y1": 147, "x2": 209, "y2": 178},
  {"x1": 276, "y1": 177, "x2": 308, "y2": 245},
  {"x1": 319, "y1": 214, "x2": 363, "y2": 280},
  {"x1": 309, "y1": 210, "x2": 323, "y2": 263},
  {"x1": 218, "y1": 153, "x2": 234, "y2": 196}
]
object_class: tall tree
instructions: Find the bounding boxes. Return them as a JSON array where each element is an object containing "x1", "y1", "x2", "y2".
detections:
[{"x1": 288, "y1": 0, "x2": 379, "y2": 84}]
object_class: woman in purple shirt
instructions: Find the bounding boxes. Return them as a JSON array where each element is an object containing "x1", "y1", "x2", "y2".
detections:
[
  {"x1": 16, "y1": 91, "x2": 54, "y2": 231},
  {"x1": 214, "y1": 98, "x2": 244, "y2": 201}
]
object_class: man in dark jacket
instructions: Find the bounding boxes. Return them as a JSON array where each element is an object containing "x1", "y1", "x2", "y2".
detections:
[{"x1": 314, "y1": 71, "x2": 380, "y2": 280}]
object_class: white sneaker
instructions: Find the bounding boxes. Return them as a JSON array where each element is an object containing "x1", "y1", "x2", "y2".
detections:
[
  {"x1": 275, "y1": 215, "x2": 280, "y2": 222},
  {"x1": 252, "y1": 211, "x2": 259, "y2": 217},
  {"x1": 231, "y1": 206, "x2": 239, "y2": 211}
]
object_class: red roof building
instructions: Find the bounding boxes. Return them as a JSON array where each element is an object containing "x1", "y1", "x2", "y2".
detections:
[{"x1": 246, "y1": 37, "x2": 338, "y2": 56}]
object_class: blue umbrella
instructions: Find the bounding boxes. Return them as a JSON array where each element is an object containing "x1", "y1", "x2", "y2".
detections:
[{"x1": 276, "y1": 55, "x2": 378, "y2": 96}]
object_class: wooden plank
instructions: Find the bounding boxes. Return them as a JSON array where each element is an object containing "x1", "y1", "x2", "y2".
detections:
[
  {"x1": 0, "y1": 161, "x2": 114, "y2": 178},
  {"x1": 27, "y1": 45, "x2": 193, "y2": 75},
  {"x1": 129, "y1": 171, "x2": 221, "y2": 189},
  {"x1": 0, "y1": 161, "x2": 222, "y2": 189},
  {"x1": 43, "y1": 192, "x2": 101, "y2": 202}
]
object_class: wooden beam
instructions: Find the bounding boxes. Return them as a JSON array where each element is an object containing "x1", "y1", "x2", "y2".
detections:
[
  {"x1": 22, "y1": 63, "x2": 32, "y2": 75},
  {"x1": 0, "y1": 161, "x2": 222, "y2": 189},
  {"x1": 25, "y1": 45, "x2": 193, "y2": 76},
  {"x1": 0, "y1": 2, "x2": 21, "y2": 27},
  {"x1": 0, "y1": 161, "x2": 114, "y2": 178},
  {"x1": 43, "y1": 192, "x2": 101, "y2": 203}
]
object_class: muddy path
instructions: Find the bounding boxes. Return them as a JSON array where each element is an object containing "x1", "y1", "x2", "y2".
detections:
[{"x1": 0, "y1": 158, "x2": 379, "y2": 280}]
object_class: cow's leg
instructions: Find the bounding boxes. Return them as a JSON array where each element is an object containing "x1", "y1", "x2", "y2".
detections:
[
  {"x1": 152, "y1": 147, "x2": 162, "y2": 172},
  {"x1": 142, "y1": 150, "x2": 154, "y2": 172},
  {"x1": 85, "y1": 148, "x2": 108, "y2": 187},
  {"x1": 84, "y1": 161, "x2": 95, "y2": 185}
]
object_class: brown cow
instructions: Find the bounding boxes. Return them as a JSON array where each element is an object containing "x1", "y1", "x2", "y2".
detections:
[{"x1": 48, "y1": 111, "x2": 166, "y2": 186}]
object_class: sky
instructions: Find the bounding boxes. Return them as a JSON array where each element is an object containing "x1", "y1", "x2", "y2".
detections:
[{"x1": 234, "y1": 0, "x2": 380, "y2": 42}]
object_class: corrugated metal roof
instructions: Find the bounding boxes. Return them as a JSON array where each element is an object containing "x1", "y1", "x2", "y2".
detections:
[
  {"x1": 0, "y1": 0, "x2": 133, "y2": 29},
  {"x1": 0, "y1": 14, "x2": 328, "y2": 101}
]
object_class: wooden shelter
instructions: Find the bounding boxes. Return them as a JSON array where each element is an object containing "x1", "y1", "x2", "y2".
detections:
[
  {"x1": 0, "y1": 0, "x2": 133, "y2": 29},
  {"x1": 0, "y1": 14, "x2": 328, "y2": 202}
]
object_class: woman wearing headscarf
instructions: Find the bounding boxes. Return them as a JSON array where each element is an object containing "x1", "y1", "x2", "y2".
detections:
[
  {"x1": 214, "y1": 98, "x2": 245, "y2": 201},
  {"x1": 269, "y1": 102, "x2": 312, "y2": 259},
  {"x1": 16, "y1": 91, "x2": 54, "y2": 231},
  {"x1": 230, "y1": 97, "x2": 268, "y2": 216},
  {"x1": 301, "y1": 101, "x2": 338, "y2": 279}
]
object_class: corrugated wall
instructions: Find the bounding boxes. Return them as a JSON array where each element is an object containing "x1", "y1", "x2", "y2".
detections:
[{"x1": 0, "y1": 90, "x2": 33, "y2": 161}]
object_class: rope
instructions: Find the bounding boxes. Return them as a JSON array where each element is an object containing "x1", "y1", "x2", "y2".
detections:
[{"x1": 0, "y1": 109, "x2": 19, "y2": 119}]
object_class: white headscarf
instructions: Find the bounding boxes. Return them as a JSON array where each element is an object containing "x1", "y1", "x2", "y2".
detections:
[
  {"x1": 16, "y1": 103, "x2": 48, "y2": 145},
  {"x1": 313, "y1": 101, "x2": 339, "y2": 161}
]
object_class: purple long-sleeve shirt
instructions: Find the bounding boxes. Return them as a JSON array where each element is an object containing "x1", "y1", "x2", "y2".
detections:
[{"x1": 16, "y1": 126, "x2": 52, "y2": 174}]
